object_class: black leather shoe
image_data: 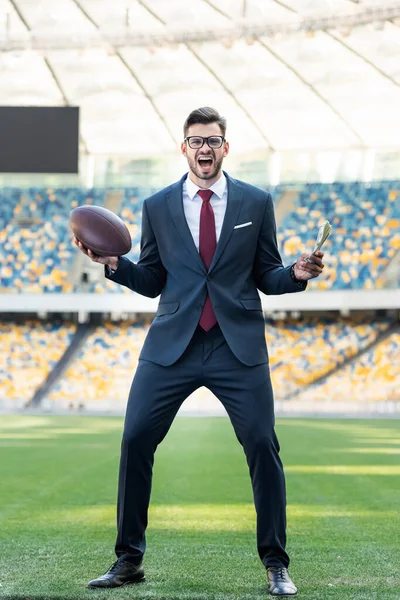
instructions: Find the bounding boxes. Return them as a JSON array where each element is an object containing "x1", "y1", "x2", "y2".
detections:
[
  {"x1": 87, "y1": 558, "x2": 145, "y2": 588},
  {"x1": 267, "y1": 567, "x2": 297, "y2": 596}
]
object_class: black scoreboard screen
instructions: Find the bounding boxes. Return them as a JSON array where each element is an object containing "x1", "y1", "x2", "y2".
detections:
[{"x1": 0, "y1": 106, "x2": 79, "y2": 173}]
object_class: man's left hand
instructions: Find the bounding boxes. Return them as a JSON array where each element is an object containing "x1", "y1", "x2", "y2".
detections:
[{"x1": 294, "y1": 251, "x2": 325, "y2": 281}]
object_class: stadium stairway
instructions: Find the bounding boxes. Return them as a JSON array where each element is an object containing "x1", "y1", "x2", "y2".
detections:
[
  {"x1": 104, "y1": 189, "x2": 124, "y2": 213},
  {"x1": 273, "y1": 189, "x2": 298, "y2": 228},
  {"x1": 30, "y1": 322, "x2": 96, "y2": 407},
  {"x1": 285, "y1": 320, "x2": 399, "y2": 400},
  {"x1": 379, "y1": 248, "x2": 400, "y2": 289}
]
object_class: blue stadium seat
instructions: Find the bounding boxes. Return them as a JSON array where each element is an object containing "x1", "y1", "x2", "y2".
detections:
[{"x1": 0, "y1": 182, "x2": 399, "y2": 293}]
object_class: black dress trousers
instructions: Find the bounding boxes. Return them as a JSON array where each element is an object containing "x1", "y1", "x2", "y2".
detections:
[{"x1": 115, "y1": 324, "x2": 289, "y2": 569}]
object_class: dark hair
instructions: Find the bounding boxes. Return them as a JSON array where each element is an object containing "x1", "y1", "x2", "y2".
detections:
[{"x1": 183, "y1": 107, "x2": 227, "y2": 137}]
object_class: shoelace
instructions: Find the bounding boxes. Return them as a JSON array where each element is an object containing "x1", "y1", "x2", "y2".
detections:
[
  {"x1": 108, "y1": 559, "x2": 126, "y2": 573},
  {"x1": 270, "y1": 567, "x2": 287, "y2": 580},
  {"x1": 278, "y1": 568, "x2": 286, "y2": 580}
]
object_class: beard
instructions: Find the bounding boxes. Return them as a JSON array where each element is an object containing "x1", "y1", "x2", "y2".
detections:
[{"x1": 187, "y1": 151, "x2": 224, "y2": 181}]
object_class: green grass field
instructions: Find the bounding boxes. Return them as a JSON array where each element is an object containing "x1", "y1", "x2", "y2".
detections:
[{"x1": 0, "y1": 415, "x2": 399, "y2": 600}]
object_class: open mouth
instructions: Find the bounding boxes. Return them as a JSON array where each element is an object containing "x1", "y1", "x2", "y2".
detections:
[{"x1": 197, "y1": 156, "x2": 214, "y2": 170}]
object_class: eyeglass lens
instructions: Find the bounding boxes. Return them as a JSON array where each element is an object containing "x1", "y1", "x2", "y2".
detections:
[{"x1": 188, "y1": 136, "x2": 223, "y2": 149}]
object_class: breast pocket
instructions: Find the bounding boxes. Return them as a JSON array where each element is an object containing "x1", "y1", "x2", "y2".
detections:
[{"x1": 233, "y1": 221, "x2": 253, "y2": 230}]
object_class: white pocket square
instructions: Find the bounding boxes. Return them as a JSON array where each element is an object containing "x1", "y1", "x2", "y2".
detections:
[{"x1": 234, "y1": 221, "x2": 252, "y2": 229}]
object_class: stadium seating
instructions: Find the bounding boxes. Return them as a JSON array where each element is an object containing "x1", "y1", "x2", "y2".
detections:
[
  {"x1": 87, "y1": 180, "x2": 400, "y2": 294},
  {"x1": 266, "y1": 317, "x2": 390, "y2": 398},
  {"x1": 1, "y1": 316, "x2": 395, "y2": 409},
  {"x1": 296, "y1": 331, "x2": 400, "y2": 403},
  {"x1": 48, "y1": 320, "x2": 149, "y2": 406},
  {"x1": 0, "y1": 188, "x2": 103, "y2": 292},
  {"x1": 47, "y1": 317, "x2": 390, "y2": 405},
  {"x1": 0, "y1": 181, "x2": 399, "y2": 293},
  {"x1": 0, "y1": 320, "x2": 76, "y2": 403},
  {"x1": 0, "y1": 187, "x2": 150, "y2": 294},
  {"x1": 278, "y1": 181, "x2": 400, "y2": 290}
]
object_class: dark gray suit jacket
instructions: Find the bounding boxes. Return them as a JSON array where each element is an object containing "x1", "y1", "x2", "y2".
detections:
[{"x1": 106, "y1": 172, "x2": 306, "y2": 366}]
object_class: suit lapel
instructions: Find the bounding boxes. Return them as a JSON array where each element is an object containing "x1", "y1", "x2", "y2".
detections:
[
  {"x1": 166, "y1": 174, "x2": 206, "y2": 274},
  {"x1": 167, "y1": 171, "x2": 243, "y2": 274},
  {"x1": 209, "y1": 173, "x2": 243, "y2": 273}
]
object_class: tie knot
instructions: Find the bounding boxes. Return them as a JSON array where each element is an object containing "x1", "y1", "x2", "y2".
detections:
[{"x1": 197, "y1": 189, "x2": 213, "y2": 203}]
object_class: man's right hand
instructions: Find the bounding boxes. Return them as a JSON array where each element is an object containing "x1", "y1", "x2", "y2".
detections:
[{"x1": 73, "y1": 236, "x2": 119, "y2": 270}]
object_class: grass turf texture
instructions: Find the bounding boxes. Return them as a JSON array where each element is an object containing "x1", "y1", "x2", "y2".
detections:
[{"x1": 0, "y1": 416, "x2": 399, "y2": 600}]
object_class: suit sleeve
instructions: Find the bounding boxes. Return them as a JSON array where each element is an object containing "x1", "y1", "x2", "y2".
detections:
[
  {"x1": 104, "y1": 199, "x2": 167, "y2": 298},
  {"x1": 252, "y1": 193, "x2": 307, "y2": 295}
]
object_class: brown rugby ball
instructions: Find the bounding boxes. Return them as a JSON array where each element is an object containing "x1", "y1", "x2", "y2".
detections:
[{"x1": 70, "y1": 205, "x2": 132, "y2": 257}]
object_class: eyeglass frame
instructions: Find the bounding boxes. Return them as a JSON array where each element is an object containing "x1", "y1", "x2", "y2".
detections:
[{"x1": 184, "y1": 135, "x2": 226, "y2": 149}]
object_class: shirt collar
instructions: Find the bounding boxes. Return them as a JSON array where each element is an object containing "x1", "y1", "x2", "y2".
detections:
[{"x1": 185, "y1": 172, "x2": 227, "y2": 200}]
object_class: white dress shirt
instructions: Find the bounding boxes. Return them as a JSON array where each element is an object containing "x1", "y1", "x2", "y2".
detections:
[
  {"x1": 107, "y1": 172, "x2": 228, "y2": 274},
  {"x1": 182, "y1": 172, "x2": 228, "y2": 252}
]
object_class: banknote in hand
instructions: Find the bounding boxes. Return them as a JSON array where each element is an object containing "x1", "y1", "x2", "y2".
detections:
[{"x1": 304, "y1": 220, "x2": 332, "y2": 263}]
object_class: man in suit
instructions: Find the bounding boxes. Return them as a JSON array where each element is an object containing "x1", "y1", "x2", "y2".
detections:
[{"x1": 75, "y1": 107, "x2": 324, "y2": 596}]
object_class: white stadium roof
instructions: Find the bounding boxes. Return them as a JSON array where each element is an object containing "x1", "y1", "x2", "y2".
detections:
[{"x1": 0, "y1": 0, "x2": 400, "y2": 156}]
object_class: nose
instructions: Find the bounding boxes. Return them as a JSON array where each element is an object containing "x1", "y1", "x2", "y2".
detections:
[{"x1": 200, "y1": 142, "x2": 213, "y2": 152}]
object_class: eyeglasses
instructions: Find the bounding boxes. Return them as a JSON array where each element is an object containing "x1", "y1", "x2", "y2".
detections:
[{"x1": 184, "y1": 135, "x2": 225, "y2": 149}]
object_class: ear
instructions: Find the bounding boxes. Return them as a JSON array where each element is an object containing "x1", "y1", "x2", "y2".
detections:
[
  {"x1": 223, "y1": 140, "x2": 230, "y2": 158},
  {"x1": 181, "y1": 141, "x2": 187, "y2": 157}
]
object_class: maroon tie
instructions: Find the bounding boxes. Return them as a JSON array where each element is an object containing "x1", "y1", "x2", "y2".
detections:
[{"x1": 198, "y1": 189, "x2": 217, "y2": 331}]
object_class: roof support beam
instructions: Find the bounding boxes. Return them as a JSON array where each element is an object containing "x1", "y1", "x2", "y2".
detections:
[
  {"x1": 187, "y1": 45, "x2": 276, "y2": 150},
  {"x1": 205, "y1": 0, "x2": 364, "y2": 147},
  {"x1": 272, "y1": 0, "x2": 400, "y2": 90},
  {"x1": 139, "y1": 0, "x2": 274, "y2": 150},
  {"x1": 70, "y1": 0, "x2": 179, "y2": 147},
  {"x1": 328, "y1": 30, "x2": 400, "y2": 91},
  {"x1": 9, "y1": 0, "x2": 90, "y2": 155},
  {"x1": 268, "y1": 0, "x2": 400, "y2": 144},
  {"x1": 202, "y1": 0, "x2": 231, "y2": 20},
  {"x1": 257, "y1": 38, "x2": 365, "y2": 146}
]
